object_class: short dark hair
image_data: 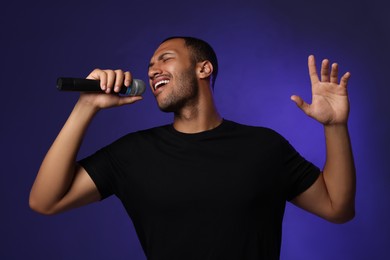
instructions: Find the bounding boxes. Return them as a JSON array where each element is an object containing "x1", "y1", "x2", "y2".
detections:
[{"x1": 161, "y1": 36, "x2": 218, "y2": 89}]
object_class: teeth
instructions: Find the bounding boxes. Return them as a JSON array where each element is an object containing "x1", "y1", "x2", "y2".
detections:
[{"x1": 154, "y1": 80, "x2": 170, "y2": 90}]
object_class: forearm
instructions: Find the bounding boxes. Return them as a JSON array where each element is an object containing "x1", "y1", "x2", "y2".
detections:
[
  {"x1": 29, "y1": 101, "x2": 99, "y2": 213},
  {"x1": 322, "y1": 123, "x2": 356, "y2": 219}
]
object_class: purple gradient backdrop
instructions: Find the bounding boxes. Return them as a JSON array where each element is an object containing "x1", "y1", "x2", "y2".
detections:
[{"x1": 1, "y1": 0, "x2": 389, "y2": 259}]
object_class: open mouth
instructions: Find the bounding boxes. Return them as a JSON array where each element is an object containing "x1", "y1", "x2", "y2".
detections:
[{"x1": 153, "y1": 79, "x2": 170, "y2": 90}]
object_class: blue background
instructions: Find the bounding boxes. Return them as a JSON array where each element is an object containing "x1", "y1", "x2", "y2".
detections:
[{"x1": 1, "y1": 0, "x2": 389, "y2": 259}]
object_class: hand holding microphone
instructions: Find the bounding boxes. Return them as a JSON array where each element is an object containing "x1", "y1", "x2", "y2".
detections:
[
  {"x1": 57, "y1": 69, "x2": 146, "y2": 109},
  {"x1": 57, "y1": 69, "x2": 146, "y2": 96}
]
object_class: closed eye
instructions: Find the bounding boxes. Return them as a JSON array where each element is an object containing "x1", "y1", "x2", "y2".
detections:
[
  {"x1": 162, "y1": 57, "x2": 173, "y2": 62},
  {"x1": 148, "y1": 52, "x2": 175, "y2": 69},
  {"x1": 159, "y1": 52, "x2": 175, "y2": 62}
]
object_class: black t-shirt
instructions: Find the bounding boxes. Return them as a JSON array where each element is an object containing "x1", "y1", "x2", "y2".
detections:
[{"x1": 79, "y1": 119, "x2": 320, "y2": 260}]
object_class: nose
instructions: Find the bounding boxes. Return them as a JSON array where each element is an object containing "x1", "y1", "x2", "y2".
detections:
[{"x1": 148, "y1": 63, "x2": 163, "y2": 79}]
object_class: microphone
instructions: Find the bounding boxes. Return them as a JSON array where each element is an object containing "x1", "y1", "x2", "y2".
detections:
[{"x1": 56, "y1": 77, "x2": 146, "y2": 96}]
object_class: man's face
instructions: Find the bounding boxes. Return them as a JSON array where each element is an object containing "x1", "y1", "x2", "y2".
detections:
[{"x1": 148, "y1": 38, "x2": 199, "y2": 112}]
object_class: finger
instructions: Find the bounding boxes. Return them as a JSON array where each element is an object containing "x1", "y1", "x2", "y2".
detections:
[
  {"x1": 89, "y1": 69, "x2": 108, "y2": 91},
  {"x1": 340, "y1": 72, "x2": 351, "y2": 88},
  {"x1": 321, "y1": 59, "x2": 330, "y2": 82},
  {"x1": 330, "y1": 63, "x2": 339, "y2": 84},
  {"x1": 124, "y1": 71, "x2": 133, "y2": 87},
  {"x1": 114, "y1": 69, "x2": 125, "y2": 92},
  {"x1": 291, "y1": 95, "x2": 310, "y2": 114},
  {"x1": 104, "y1": 70, "x2": 116, "y2": 93},
  {"x1": 308, "y1": 55, "x2": 319, "y2": 84},
  {"x1": 86, "y1": 69, "x2": 98, "y2": 80}
]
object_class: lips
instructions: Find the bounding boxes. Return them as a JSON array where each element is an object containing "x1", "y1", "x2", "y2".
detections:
[
  {"x1": 152, "y1": 76, "x2": 171, "y2": 92},
  {"x1": 154, "y1": 79, "x2": 170, "y2": 90}
]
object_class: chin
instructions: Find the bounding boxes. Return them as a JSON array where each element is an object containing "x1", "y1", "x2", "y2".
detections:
[
  {"x1": 157, "y1": 100, "x2": 184, "y2": 113},
  {"x1": 158, "y1": 104, "x2": 177, "y2": 113}
]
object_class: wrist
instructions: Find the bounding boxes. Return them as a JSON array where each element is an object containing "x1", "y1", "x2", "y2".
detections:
[
  {"x1": 324, "y1": 123, "x2": 349, "y2": 138},
  {"x1": 75, "y1": 97, "x2": 101, "y2": 113},
  {"x1": 73, "y1": 99, "x2": 101, "y2": 119},
  {"x1": 324, "y1": 122, "x2": 348, "y2": 129}
]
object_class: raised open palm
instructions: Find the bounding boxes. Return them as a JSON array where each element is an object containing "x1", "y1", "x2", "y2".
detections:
[{"x1": 291, "y1": 55, "x2": 351, "y2": 125}]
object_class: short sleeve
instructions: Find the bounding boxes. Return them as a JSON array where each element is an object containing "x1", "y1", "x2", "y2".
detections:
[
  {"x1": 279, "y1": 137, "x2": 321, "y2": 201},
  {"x1": 78, "y1": 147, "x2": 117, "y2": 200}
]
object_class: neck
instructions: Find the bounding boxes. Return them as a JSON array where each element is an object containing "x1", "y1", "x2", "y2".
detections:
[{"x1": 172, "y1": 84, "x2": 222, "y2": 134}]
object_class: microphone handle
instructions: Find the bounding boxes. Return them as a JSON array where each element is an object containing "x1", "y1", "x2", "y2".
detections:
[{"x1": 56, "y1": 78, "x2": 144, "y2": 96}]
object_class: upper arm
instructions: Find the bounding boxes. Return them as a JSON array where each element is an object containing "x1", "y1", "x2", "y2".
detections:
[
  {"x1": 48, "y1": 164, "x2": 101, "y2": 215},
  {"x1": 291, "y1": 173, "x2": 336, "y2": 222},
  {"x1": 292, "y1": 172, "x2": 355, "y2": 223}
]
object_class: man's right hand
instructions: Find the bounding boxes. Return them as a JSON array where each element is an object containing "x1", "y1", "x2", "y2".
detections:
[{"x1": 78, "y1": 69, "x2": 143, "y2": 110}]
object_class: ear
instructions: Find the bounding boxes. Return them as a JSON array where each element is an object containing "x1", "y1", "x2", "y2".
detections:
[{"x1": 197, "y1": 60, "x2": 213, "y2": 79}]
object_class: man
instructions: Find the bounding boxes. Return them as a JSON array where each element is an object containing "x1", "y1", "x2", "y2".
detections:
[{"x1": 30, "y1": 37, "x2": 355, "y2": 259}]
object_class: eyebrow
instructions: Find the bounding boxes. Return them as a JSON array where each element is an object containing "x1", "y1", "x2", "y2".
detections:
[{"x1": 148, "y1": 52, "x2": 175, "y2": 68}]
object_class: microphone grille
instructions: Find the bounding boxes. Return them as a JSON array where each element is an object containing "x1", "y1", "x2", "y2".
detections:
[{"x1": 125, "y1": 79, "x2": 146, "y2": 96}]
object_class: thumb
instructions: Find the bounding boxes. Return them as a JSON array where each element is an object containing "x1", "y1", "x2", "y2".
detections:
[
  {"x1": 290, "y1": 95, "x2": 310, "y2": 114},
  {"x1": 117, "y1": 96, "x2": 143, "y2": 106}
]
